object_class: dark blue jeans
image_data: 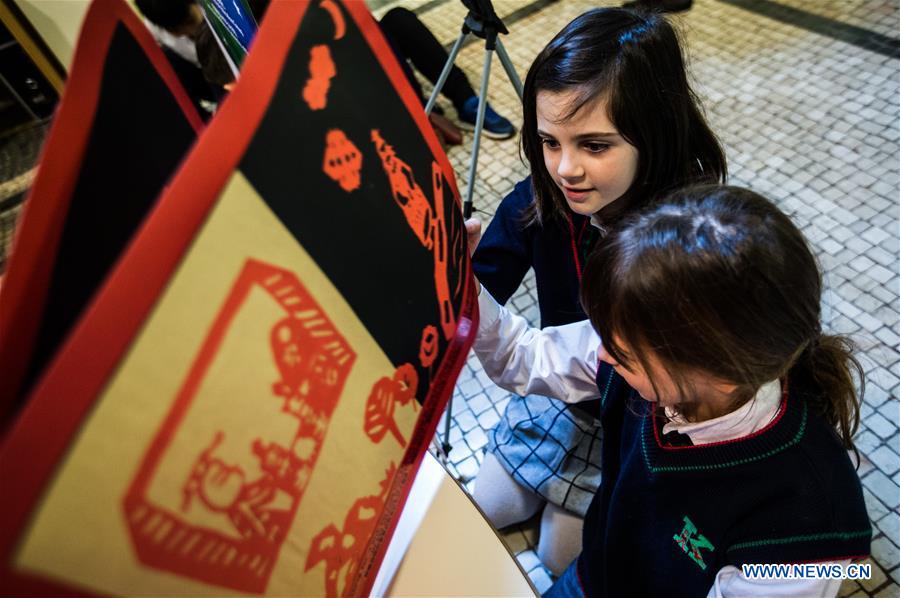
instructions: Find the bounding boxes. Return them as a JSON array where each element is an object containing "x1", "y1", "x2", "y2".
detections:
[{"x1": 543, "y1": 560, "x2": 584, "y2": 598}]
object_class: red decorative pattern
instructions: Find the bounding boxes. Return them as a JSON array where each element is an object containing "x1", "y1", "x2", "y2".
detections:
[
  {"x1": 418, "y1": 325, "x2": 438, "y2": 368},
  {"x1": 371, "y1": 132, "x2": 457, "y2": 339},
  {"x1": 123, "y1": 259, "x2": 355, "y2": 593},
  {"x1": 318, "y1": 0, "x2": 346, "y2": 40},
  {"x1": 306, "y1": 463, "x2": 396, "y2": 597},
  {"x1": 430, "y1": 162, "x2": 455, "y2": 339},
  {"x1": 363, "y1": 364, "x2": 418, "y2": 447},
  {"x1": 322, "y1": 129, "x2": 362, "y2": 192},
  {"x1": 0, "y1": 2, "x2": 478, "y2": 596},
  {"x1": 302, "y1": 44, "x2": 336, "y2": 110},
  {"x1": 371, "y1": 129, "x2": 434, "y2": 249}
]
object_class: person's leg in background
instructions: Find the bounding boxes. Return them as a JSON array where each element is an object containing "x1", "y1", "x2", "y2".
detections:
[
  {"x1": 378, "y1": 7, "x2": 475, "y2": 111},
  {"x1": 377, "y1": 14, "x2": 463, "y2": 146},
  {"x1": 378, "y1": 7, "x2": 515, "y2": 139},
  {"x1": 377, "y1": 20, "x2": 429, "y2": 106}
]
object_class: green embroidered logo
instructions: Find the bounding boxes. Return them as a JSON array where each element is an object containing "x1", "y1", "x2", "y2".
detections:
[{"x1": 674, "y1": 516, "x2": 715, "y2": 570}]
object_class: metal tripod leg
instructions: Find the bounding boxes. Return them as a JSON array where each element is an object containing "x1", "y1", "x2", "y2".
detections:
[
  {"x1": 495, "y1": 38, "x2": 523, "y2": 100},
  {"x1": 464, "y1": 46, "x2": 494, "y2": 218},
  {"x1": 441, "y1": 42, "x2": 496, "y2": 459},
  {"x1": 428, "y1": 26, "x2": 522, "y2": 463},
  {"x1": 425, "y1": 29, "x2": 468, "y2": 116}
]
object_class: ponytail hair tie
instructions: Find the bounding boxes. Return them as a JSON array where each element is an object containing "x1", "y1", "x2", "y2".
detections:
[
  {"x1": 785, "y1": 334, "x2": 820, "y2": 372},
  {"x1": 809, "y1": 330, "x2": 823, "y2": 349},
  {"x1": 802, "y1": 333, "x2": 824, "y2": 361}
]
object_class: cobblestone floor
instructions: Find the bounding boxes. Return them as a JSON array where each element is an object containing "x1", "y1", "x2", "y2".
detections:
[{"x1": 368, "y1": 0, "x2": 900, "y2": 594}]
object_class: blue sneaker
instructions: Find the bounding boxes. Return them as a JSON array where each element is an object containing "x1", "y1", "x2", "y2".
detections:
[{"x1": 457, "y1": 96, "x2": 516, "y2": 140}]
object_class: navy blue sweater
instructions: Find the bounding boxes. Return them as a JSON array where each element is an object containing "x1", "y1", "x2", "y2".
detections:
[
  {"x1": 473, "y1": 177, "x2": 595, "y2": 328},
  {"x1": 576, "y1": 363, "x2": 872, "y2": 597}
]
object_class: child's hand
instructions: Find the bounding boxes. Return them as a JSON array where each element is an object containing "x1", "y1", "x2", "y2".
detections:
[
  {"x1": 465, "y1": 218, "x2": 482, "y2": 256},
  {"x1": 464, "y1": 218, "x2": 482, "y2": 295}
]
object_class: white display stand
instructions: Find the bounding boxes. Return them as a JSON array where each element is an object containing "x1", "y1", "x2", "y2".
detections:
[{"x1": 372, "y1": 450, "x2": 537, "y2": 597}]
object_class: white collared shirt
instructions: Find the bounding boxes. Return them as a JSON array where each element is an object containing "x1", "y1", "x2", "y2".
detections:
[{"x1": 473, "y1": 288, "x2": 849, "y2": 598}]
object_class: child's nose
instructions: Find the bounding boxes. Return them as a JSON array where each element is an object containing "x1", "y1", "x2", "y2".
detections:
[{"x1": 557, "y1": 149, "x2": 583, "y2": 180}]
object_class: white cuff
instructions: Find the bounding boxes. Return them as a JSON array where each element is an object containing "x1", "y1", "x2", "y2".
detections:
[{"x1": 477, "y1": 287, "x2": 503, "y2": 336}]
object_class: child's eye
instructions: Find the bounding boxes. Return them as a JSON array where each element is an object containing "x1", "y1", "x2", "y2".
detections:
[
  {"x1": 584, "y1": 142, "x2": 610, "y2": 153},
  {"x1": 540, "y1": 138, "x2": 559, "y2": 149}
]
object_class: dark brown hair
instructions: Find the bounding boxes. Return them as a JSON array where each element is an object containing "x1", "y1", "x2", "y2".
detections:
[
  {"x1": 581, "y1": 185, "x2": 863, "y2": 448},
  {"x1": 135, "y1": 0, "x2": 195, "y2": 30},
  {"x1": 521, "y1": 8, "x2": 726, "y2": 227}
]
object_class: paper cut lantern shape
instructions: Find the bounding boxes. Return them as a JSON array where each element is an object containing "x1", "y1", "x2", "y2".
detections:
[{"x1": 322, "y1": 129, "x2": 362, "y2": 191}]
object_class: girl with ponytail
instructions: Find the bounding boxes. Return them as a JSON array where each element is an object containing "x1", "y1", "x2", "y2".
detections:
[{"x1": 470, "y1": 185, "x2": 871, "y2": 597}]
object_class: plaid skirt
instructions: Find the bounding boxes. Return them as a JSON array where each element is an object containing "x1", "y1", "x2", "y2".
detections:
[{"x1": 487, "y1": 394, "x2": 602, "y2": 517}]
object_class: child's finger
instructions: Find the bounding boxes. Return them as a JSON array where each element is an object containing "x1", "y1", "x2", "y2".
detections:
[{"x1": 465, "y1": 218, "x2": 482, "y2": 256}]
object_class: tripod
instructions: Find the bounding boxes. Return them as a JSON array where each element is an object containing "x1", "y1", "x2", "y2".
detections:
[{"x1": 425, "y1": 0, "x2": 523, "y2": 458}]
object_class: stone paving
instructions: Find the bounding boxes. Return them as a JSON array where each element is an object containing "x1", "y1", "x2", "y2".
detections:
[{"x1": 368, "y1": 0, "x2": 900, "y2": 594}]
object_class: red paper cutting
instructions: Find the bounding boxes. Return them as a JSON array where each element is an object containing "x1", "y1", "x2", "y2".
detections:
[
  {"x1": 306, "y1": 463, "x2": 396, "y2": 597},
  {"x1": 418, "y1": 325, "x2": 438, "y2": 368},
  {"x1": 303, "y1": 44, "x2": 336, "y2": 110},
  {"x1": 322, "y1": 129, "x2": 363, "y2": 192},
  {"x1": 371, "y1": 131, "x2": 458, "y2": 340},
  {"x1": 319, "y1": 0, "x2": 346, "y2": 40},
  {"x1": 371, "y1": 129, "x2": 434, "y2": 249},
  {"x1": 363, "y1": 364, "x2": 418, "y2": 447},
  {"x1": 123, "y1": 258, "x2": 355, "y2": 593}
]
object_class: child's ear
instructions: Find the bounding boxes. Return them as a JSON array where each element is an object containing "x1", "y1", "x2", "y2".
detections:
[{"x1": 710, "y1": 379, "x2": 739, "y2": 396}]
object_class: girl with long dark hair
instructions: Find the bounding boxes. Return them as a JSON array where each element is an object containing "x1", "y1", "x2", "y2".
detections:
[{"x1": 472, "y1": 7, "x2": 726, "y2": 574}]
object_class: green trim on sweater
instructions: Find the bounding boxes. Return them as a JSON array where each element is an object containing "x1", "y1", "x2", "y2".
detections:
[
  {"x1": 727, "y1": 529, "x2": 872, "y2": 553},
  {"x1": 641, "y1": 401, "x2": 808, "y2": 473}
]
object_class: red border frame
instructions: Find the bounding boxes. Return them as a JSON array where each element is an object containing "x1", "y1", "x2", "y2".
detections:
[
  {"x1": 345, "y1": 4, "x2": 475, "y2": 594},
  {"x1": 0, "y1": 0, "x2": 203, "y2": 422},
  {"x1": 0, "y1": 1, "x2": 477, "y2": 594}
]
